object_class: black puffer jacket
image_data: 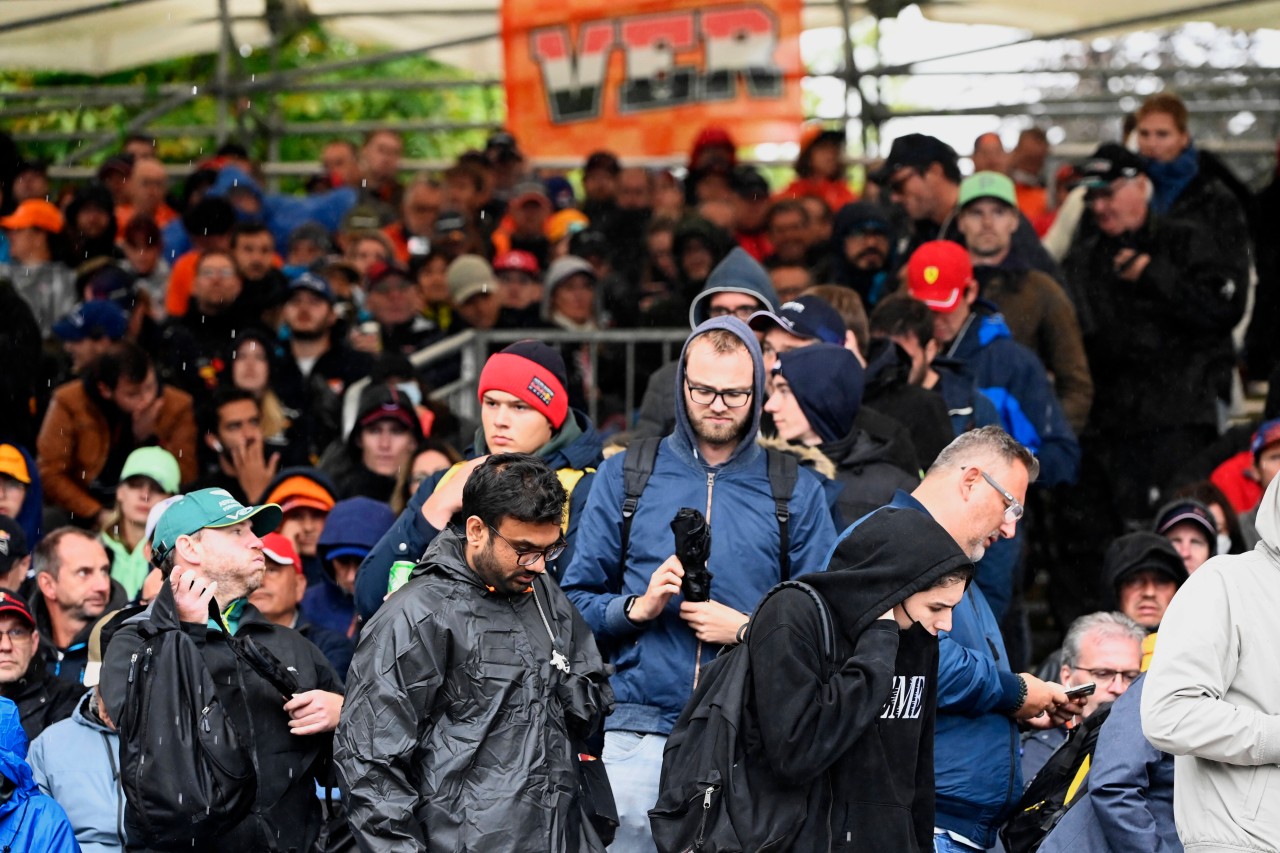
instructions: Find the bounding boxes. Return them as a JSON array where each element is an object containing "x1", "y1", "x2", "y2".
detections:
[
  {"x1": 336, "y1": 532, "x2": 614, "y2": 852},
  {"x1": 821, "y1": 426, "x2": 922, "y2": 527},
  {"x1": 747, "y1": 505, "x2": 973, "y2": 852},
  {"x1": 1063, "y1": 211, "x2": 1246, "y2": 435},
  {"x1": 100, "y1": 583, "x2": 343, "y2": 853}
]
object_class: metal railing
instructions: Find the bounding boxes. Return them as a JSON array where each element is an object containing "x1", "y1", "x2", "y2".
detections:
[
  {"x1": 416, "y1": 327, "x2": 693, "y2": 427},
  {"x1": 340, "y1": 326, "x2": 692, "y2": 440}
]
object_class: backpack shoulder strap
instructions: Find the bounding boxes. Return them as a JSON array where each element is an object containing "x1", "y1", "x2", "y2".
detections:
[
  {"x1": 619, "y1": 437, "x2": 662, "y2": 576},
  {"x1": 764, "y1": 449, "x2": 800, "y2": 582},
  {"x1": 760, "y1": 580, "x2": 836, "y2": 664}
]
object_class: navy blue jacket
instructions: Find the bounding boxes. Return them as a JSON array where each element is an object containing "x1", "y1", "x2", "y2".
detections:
[
  {"x1": 355, "y1": 409, "x2": 603, "y2": 620},
  {"x1": 903, "y1": 488, "x2": 1025, "y2": 848},
  {"x1": 562, "y1": 316, "x2": 837, "y2": 736},
  {"x1": 1040, "y1": 675, "x2": 1181, "y2": 853},
  {"x1": 943, "y1": 303, "x2": 1080, "y2": 487}
]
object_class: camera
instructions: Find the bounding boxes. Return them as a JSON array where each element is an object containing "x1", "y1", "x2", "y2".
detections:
[{"x1": 670, "y1": 508, "x2": 712, "y2": 603}]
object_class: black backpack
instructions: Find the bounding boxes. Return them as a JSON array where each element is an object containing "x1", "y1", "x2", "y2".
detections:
[
  {"x1": 117, "y1": 588, "x2": 300, "y2": 850},
  {"x1": 648, "y1": 581, "x2": 835, "y2": 853},
  {"x1": 118, "y1": 620, "x2": 256, "y2": 848},
  {"x1": 999, "y1": 703, "x2": 1114, "y2": 853},
  {"x1": 620, "y1": 437, "x2": 799, "y2": 580}
]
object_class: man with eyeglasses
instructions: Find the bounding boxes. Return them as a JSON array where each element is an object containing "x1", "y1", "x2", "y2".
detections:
[
  {"x1": 338, "y1": 454, "x2": 613, "y2": 851},
  {"x1": 563, "y1": 316, "x2": 836, "y2": 852},
  {"x1": 0, "y1": 590, "x2": 81, "y2": 741},
  {"x1": 881, "y1": 426, "x2": 1082, "y2": 853},
  {"x1": 906, "y1": 240, "x2": 1080, "y2": 625},
  {"x1": 632, "y1": 246, "x2": 779, "y2": 439},
  {"x1": 1020, "y1": 611, "x2": 1145, "y2": 784}
]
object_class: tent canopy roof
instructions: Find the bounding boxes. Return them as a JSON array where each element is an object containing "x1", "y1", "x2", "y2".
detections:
[{"x1": 0, "y1": 0, "x2": 1276, "y2": 76}]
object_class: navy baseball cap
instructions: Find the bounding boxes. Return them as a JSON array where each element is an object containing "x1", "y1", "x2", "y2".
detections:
[
  {"x1": 287, "y1": 271, "x2": 335, "y2": 304},
  {"x1": 748, "y1": 295, "x2": 847, "y2": 344},
  {"x1": 53, "y1": 300, "x2": 129, "y2": 343}
]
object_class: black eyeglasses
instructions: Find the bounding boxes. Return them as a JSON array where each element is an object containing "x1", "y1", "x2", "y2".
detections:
[
  {"x1": 968, "y1": 467, "x2": 1024, "y2": 524},
  {"x1": 1071, "y1": 666, "x2": 1140, "y2": 686},
  {"x1": 0, "y1": 627, "x2": 33, "y2": 644},
  {"x1": 488, "y1": 525, "x2": 566, "y2": 567},
  {"x1": 686, "y1": 380, "x2": 753, "y2": 408},
  {"x1": 707, "y1": 305, "x2": 757, "y2": 320}
]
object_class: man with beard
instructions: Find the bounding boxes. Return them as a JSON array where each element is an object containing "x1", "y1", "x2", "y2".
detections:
[
  {"x1": 338, "y1": 455, "x2": 613, "y2": 851},
  {"x1": 956, "y1": 172, "x2": 1093, "y2": 434},
  {"x1": 563, "y1": 318, "x2": 836, "y2": 853},
  {"x1": 0, "y1": 591, "x2": 82, "y2": 740},
  {"x1": 274, "y1": 273, "x2": 374, "y2": 456},
  {"x1": 829, "y1": 201, "x2": 900, "y2": 308},
  {"x1": 30, "y1": 529, "x2": 124, "y2": 684}
]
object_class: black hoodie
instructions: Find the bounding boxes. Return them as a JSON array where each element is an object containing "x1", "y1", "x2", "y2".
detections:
[{"x1": 747, "y1": 506, "x2": 972, "y2": 852}]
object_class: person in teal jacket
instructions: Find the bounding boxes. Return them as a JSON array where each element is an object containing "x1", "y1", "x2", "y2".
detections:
[{"x1": 0, "y1": 696, "x2": 79, "y2": 851}]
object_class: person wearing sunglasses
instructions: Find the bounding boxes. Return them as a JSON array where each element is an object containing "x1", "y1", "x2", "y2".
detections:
[{"x1": 338, "y1": 454, "x2": 613, "y2": 852}]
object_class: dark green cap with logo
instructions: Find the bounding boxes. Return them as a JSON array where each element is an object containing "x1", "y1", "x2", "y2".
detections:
[{"x1": 151, "y1": 488, "x2": 282, "y2": 559}]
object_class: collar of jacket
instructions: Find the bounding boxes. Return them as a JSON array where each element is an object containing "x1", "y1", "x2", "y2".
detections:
[{"x1": 410, "y1": 531, "x2": 538, "y2": 601}]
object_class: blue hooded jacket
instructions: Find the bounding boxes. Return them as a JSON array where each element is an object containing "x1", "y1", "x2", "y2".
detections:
[
  {"x1": 561, "y1": 317, "x2": 837, "y2": 735},
  {"x1": 355, "y1": 409, "x2": 604, "y2": 620},
  {"x1": 306, "y1": 497, "x2": 395, "y2": 637},
  {"x1": 944, "y1": 303, "x2": 1080, "y2": 487},
  {"x1": 30, "y1": 690, "x2": 125, "y2": 852},
  {"x1": 0, "y1": 697, "x2": 80, "y2": 852}
]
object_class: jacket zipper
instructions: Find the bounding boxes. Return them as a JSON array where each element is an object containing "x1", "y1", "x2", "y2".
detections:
[{"x1": 692, "y1": 471, "x2": 717, "y2": 691}]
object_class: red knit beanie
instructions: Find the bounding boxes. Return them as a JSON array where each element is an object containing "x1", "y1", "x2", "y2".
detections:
[{"x1": 477, "y1": 341, "x2": 570, "y2": 429}]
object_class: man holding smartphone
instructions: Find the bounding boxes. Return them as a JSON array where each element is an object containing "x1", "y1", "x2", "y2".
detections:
[{"x1": 1021, "y1": 611, "x2": 1145, "y2": 784}]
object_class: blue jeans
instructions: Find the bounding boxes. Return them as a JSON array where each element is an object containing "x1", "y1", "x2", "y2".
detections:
[
  {"x1": 934, "y1": 830, "x2": 986, "y2": 852},
  {"x1": 603, "y1": 731, "x2": 666, "y2": 853}
]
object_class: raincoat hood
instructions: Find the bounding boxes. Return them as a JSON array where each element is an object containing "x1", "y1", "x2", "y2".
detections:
[
  {"x1": 1255, "y1": 471, "x2": 1280, "y2": 559},
  {"x1": 0, "y1": 696, "x2": 35, "y2": 805},
  {"x1": 687, "y1": 247, "x2": 780, "y2": 327},
  {"x1": 805, "y1": 505, "x2": 971, "y2": 642},
  {"x1": 672, "y1": 316, "x2": 764, "y2": 470}
]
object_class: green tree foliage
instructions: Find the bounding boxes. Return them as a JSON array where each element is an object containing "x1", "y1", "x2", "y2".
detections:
[{"x1": 0, "y1": 24, "x2": 501, "y2": 169}]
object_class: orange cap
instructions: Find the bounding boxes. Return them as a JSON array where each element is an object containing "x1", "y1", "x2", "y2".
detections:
[
  {"x1": 0, "y1": 446, "x2": 31, "y2": 485},
  {"x1": 0, "y1": 199, "x2": 64, "y2": 234},
  {"x1": 265, "y1": 475, "x2": 335, "y2": 515}
]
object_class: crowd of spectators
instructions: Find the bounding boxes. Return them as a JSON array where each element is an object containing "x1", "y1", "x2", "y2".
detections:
[{"x1": 0, "y1": 88, "x2": 1277, "y2": 850}]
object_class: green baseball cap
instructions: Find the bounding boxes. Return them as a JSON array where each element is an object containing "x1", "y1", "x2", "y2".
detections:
[
  {"x1": 119, "y1": 447, "x2": 181, "y2": 495},
  {"x1": 151, "y1": 488, "x2": 282, "y2": 558},
  {"x1": 958, "y1": 171, "x2": 1018, "y2": 210}
]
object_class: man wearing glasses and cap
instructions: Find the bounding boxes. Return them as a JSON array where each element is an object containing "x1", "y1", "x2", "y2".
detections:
[{"x1": 98, "y1": 488, "x2": 344, "y2": 852}]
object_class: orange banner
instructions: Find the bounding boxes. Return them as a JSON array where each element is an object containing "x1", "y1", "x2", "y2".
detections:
[{"x1": 502, "y1": 0, "x2": 804, "y2": 159}]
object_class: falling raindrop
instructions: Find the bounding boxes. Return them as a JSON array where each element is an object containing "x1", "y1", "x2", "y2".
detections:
[
  {"x1": 192, "y1": 86, "x2": 199, "y2": 95},
  {"x1": 178, "y1": 793, "x2": 183, "y2": 805}
]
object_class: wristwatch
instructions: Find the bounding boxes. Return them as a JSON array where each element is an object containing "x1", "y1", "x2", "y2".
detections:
[{"x1": 623, "y1": 595, "x2": 640, "y2": 623}]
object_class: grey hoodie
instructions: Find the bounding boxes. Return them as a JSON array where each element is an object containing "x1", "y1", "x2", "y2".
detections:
[
  {"x1": 1141, "y1": 474, "x2": 1280, "y2": 852},
  {"x1": 687, "y1": 246, "x2": 780, "y2": 327}
]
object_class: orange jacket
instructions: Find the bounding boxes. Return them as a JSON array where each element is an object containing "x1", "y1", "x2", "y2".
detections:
[{"x1": 37, "y1": 381, "x2": 197, "y2": 518}]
